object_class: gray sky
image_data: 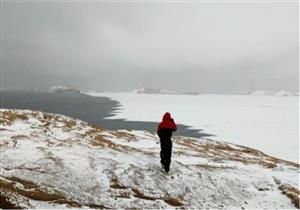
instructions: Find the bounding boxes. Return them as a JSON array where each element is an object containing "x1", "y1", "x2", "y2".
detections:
[{"x1": 1, "y1": 1, "x2": 299, "y2": 93}]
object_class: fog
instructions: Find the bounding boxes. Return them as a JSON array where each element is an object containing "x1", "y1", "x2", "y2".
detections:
[{"x1": 1, "y1": 1, "x2": 299, "y2": 93}]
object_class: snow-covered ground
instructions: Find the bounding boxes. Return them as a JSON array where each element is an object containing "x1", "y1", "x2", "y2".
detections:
[
  {"x1": 0, "y1": 109, "x2": 299, "y2": 209},
  {"x1": 250, "y1": 90, "x2": 299, "y2": 97},
  {"x1": 84, "y1": 92, "x2": 299, "y2": 163}
]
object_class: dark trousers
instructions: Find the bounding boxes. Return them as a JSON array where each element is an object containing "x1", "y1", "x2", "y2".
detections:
[{"x1": 160, "y1": 138, "x2": 172, "y2": 171}]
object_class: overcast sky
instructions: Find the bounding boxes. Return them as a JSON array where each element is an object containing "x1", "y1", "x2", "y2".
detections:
[{"x1": 1, "y1": 1, "x2": 299, "y2": 93}]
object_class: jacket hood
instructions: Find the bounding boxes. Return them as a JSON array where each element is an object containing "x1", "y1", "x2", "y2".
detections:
[{"x1": 162, "y1": 112, "x2": 171, "y2": 121}]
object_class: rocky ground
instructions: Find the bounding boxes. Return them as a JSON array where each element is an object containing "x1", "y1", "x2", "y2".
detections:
[{"x1": 0, "y1": 109, "x2": 299, "y2": 209}]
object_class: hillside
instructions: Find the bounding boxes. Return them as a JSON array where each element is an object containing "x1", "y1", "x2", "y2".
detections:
[{"x1": 0, "y1": 109, "x2": 299, "y2": 209}]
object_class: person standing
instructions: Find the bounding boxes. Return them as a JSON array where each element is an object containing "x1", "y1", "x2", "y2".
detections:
[{"x1": 157, "y1": 112, "x2": 177, "y2": 173}]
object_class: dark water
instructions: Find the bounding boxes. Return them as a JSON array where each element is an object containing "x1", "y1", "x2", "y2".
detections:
[{"x1": 0, "y1": 91, "x2": 211, "y2": 138}]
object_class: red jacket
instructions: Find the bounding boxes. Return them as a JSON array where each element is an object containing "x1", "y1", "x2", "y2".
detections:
[{"x1": 157, "y1": 112, "x2": 177, "y2": 132}]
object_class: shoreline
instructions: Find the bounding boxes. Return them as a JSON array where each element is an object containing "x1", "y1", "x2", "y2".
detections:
[
  {"x1": 84, "y1": 91, "x2": 299, "y2": 164},
  {"x1": 0, "y1": 90, "x2": 209, "y2": 139}
]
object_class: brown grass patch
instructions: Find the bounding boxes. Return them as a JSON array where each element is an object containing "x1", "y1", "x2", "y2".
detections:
[
  {"x1": 64, "y1": 120, "x2": 76, "y2": 128},
  {"x1": 0, "y1": 110, "x2": 29, "y2": 125},
  {"x1": 5, "y1": 176, "x2": 38, "y2": 189},
  {"x1": 0, "y1": 194, "x2": 22, "y2": 209},
  {"x1": 110, "y1": 183, "x2": 128, "y2": 190},
  {"x1": 67, "y1": 202, "x2": 82, "y2": 208},
  {"x1": 214, "y1": 144, "x2": 235, "y2": 151},
  {"x1": 279, "y1": 184, "x2": 300, "y2": 209},
  {"x1": 196, "y1": 164, "x2": 234, "y2": 170},
  {"x1": 2, "y1": 111, "x2": 29, "y2": 121},
  {"x1": 42, "y1": 112, "x2": 77, "y2": 130},
  {"x1": 261, "y1": 161, "x2": 277, "y2": 169},
  {"x1": 110, "y1": 177, "x2": 128, "y2": 190},
  {"x1": 112, "y1": 131, "x2": 135, "y2": 141},
  {"x1": 174, "y1": 137, "x2": 298, "y2": 170},
  {"x1": 11, "y1": 165, "x2": 46, "y2": 174},
  {"x1": 0, "y1": 119, "x2": 7, "y2": 125},
  {"x1": 227, "y1": 156, "x2": 246, "y2": 163},
  {"x1": 90, "y1": 124, "x2": 105, "y2": 131},
  {"x1": 268, "y1": 156, "x2": 299, "y2": 169},
  {"x1": 115, "y1": 191, "x2": 131, "y2": 199},
  {"x1": 87, "y1": 203, "x2": 109, "y2": 209},
  {"x1": 11, "y1": 134, "x2": 28, "y2": 140},
  {"x1": 45, "y1": 139, "x2": 56, "y2": 146},
  {"x1": 47, "y1": 155, "x2": 64, "y2": 167},
  {"x1": 0, "y1": 142, "x2": 8, "y2": 148},
  {"x1": 164, "y1": 197, "x2": 184, "y2": 207},
  {"x1": 0, "y1": 176, "x2": 102, "y2": 209},
  {"x1": 42, "y1": 113, "x2": 55, "y2": 121},
  {"x1": 41, "y1": 119, "x2": 51, "y2": 128},
  {"x1": 0, "y1": 176, "x2": 92, "y2": 208},
  {"x1": 131, "y1": 188, "x2": 157, "y2": 201},
  {"x1": 90, "y1": 135, "x2": 144, "y2": 154},
  {"x1": 52, "y1": 199, "x2": 82, "y2": 208},
  {"x1": 241, "y1": 148, "x2": 263, "y2": 156},
  {"x1": 90, "y1": 136, "x2": 109, "y2": 148},
  {"x1": 0, "y1": 176, "x2": 65, "y2": 201},
  {"x1": 80, "y1": 129, "x2": 99, "y2": 138}
]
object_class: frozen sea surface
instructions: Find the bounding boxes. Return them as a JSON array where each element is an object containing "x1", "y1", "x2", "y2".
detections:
[{"x1": 86, "y1": 92, "x2": 299, "y2": 163}]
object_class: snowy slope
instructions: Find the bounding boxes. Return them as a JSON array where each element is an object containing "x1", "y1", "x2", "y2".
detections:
[
  {"x1": 0, "y1": 109, "x2": 299, "y2": 209},
  {"x1": 84, "y1": 92, "x2": 299, "y2": 163}
]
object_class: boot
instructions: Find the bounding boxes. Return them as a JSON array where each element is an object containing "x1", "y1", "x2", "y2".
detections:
[{"x1": 164, "y1": 164, "x2": 170, "y2": 173}]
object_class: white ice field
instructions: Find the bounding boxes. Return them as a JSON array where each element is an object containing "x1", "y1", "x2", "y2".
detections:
[{"x1": 86, "y1": 92, "x2": 299, "y2": 163}]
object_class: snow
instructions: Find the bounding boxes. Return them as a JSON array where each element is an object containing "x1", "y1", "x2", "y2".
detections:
[
  {"x1": 131, "y1": 88, "x2": 199, "y2": 95},
  {"x1": 49, "y1": 86, "x2": 81, "y2": 94},
  {"x1": 84, "y1": 92, "x2": 299, "y2": 163},
  {"x1": 250, "y1": 90, "x2": 299, "y2": 97},
  {"x1": 0, "y1": 109, "x2": 299, "y2": 209}
]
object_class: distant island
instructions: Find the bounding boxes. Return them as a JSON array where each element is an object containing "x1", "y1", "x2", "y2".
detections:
[
  {"x1": 132, "y1": 88, "x2": 199, "y2": 95},
  {"x1": 49, "y1": 86, "x2": 82, "y2": 94}
]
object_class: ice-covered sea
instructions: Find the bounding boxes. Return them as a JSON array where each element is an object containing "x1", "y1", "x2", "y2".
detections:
[{"x1": 86, "y1": 92, "x2": 299, "y2": 163}]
